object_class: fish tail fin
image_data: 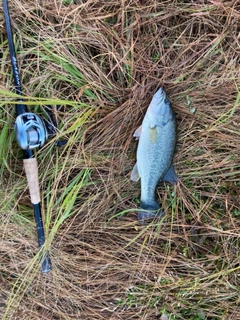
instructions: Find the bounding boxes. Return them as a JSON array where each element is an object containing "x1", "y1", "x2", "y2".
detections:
[{"x1": 137, "y1": 200, "x2": 165, "y2": 223}]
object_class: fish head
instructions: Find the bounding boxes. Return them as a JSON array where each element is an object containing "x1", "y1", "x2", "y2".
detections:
[{"x1": 146, "y1": 88, "x2": 174, "y2": 127}]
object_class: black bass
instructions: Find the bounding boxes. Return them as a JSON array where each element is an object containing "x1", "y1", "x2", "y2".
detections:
[{"x1": 131, "y1": 88, "x2": 178, "y2": 221}]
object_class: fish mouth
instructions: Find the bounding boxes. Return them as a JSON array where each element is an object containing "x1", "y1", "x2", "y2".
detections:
[
  {"x1": 150, "y1": 88, "x2": 170, "y2": 111},
  {"x1": 148, "y1": 88, "x2": 173, "y2": 121},
  {"x1": 137, "y1": 209, "x2": 165, "y2": 223},
  {"x1": 153, "y1": 87, "x2": 165, "y2": 101},
  {"x1": 156, "y1": 87, "x2": 163, "y2": 95}
]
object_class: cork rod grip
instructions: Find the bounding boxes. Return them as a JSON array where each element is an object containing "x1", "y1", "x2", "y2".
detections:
[{"x1": 23, "y1": 158, "x2": 40, "y2": 204}]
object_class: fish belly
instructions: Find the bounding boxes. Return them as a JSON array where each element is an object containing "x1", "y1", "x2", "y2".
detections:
[{"x1": 137, "y1": 120, "x2": 176, "y2": 205}]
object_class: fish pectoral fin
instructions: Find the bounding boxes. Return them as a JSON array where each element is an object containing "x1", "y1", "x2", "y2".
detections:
[
  {"x1": 133, "y1": 125, "x2": 142, "y2": 140},
  {"x1": 149, "y1": 123, "x2": 156, "y2": 129},
  {"x1": 163, "y1": 164, "x2": 178, "y2": 184},
  {"x1": 148, "y1": 125, "x2": 157, "y2": 143},
  {"x1": 130, "y1": 163, "x2": 140, "y2": 181}
]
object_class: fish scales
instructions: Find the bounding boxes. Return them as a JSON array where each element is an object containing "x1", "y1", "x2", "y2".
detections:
[{"x1": 138, "y1": 120, "x2": 176, "y2": 204}]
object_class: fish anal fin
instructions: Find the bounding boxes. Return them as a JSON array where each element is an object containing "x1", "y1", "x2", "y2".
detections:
[
  {"x1": 163, "y1": 164, "x2": 178, "y2": 184},
  {"x1": 130, "y1": 163, "x2": 140, "y2": 181}
]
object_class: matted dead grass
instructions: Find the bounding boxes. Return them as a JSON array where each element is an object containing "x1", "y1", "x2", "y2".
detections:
[{"x1": 0, "y1": 0, "x2": 240, "y2": 319}]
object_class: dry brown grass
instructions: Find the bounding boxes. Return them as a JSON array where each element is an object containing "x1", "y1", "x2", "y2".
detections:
[{"x1": 0, "y1": 0, "x2": 240, "y2": 319}]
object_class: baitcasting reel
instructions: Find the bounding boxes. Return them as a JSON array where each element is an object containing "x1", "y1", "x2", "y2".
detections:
[
  {"x1": 14, "y1": 109, "x2": 67, "y2": 150},
  {"x1": 15, "y1": 113, "x2": 48, "y2": 150}
]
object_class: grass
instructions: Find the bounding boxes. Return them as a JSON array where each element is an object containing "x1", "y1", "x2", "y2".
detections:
[{"x1": 0, "y1": 0, "x2": 240, "y2": 319}]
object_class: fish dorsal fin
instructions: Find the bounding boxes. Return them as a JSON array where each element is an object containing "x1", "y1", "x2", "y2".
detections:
[
  {"x1": 130, "y1": 163, "x2": 140, "y2": 181},
  {"x1": 133, "y1": 125, "x2": 142, "y2": 139},
  {"x1": 163, "y1": 164, "x2": 178, "y2": 184}
]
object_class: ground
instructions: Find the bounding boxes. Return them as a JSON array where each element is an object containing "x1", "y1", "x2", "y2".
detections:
[{"x1": 0, "y1": 0, "x2": 240, "y2": 319}]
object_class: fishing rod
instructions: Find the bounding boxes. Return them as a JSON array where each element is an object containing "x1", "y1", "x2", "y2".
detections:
[{"x1": 3, "y1": 0, "x2": 65, "y2": 273}]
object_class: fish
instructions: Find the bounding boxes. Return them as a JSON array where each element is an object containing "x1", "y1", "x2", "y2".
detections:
[{"x1": 131, "y1": 87, "x2": 178, "y2": 222}]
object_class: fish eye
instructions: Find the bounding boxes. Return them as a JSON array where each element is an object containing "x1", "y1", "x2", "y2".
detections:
[{"x1": 164, "y1": 99, "x2": 169, "y2": 104}]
